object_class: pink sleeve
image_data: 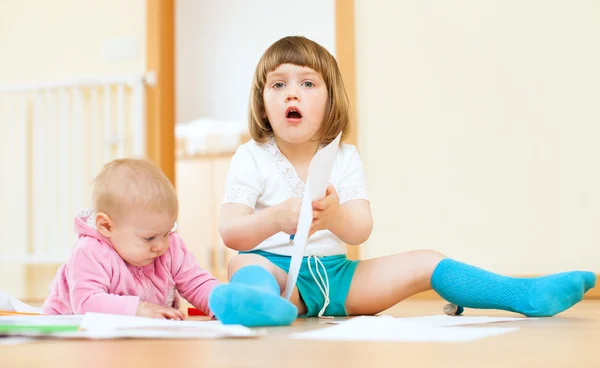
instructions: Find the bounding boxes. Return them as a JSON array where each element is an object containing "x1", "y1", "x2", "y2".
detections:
[
  {"x1": 169, "y1": 233, "x2": 220, "y2": 316},
  {"x1": 67, "y1": 238, "x2": 139, "y2": 315}
]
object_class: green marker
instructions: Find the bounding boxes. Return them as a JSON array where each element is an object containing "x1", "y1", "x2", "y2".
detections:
[{"x1": 0, "y1": 323, "x2": 80, "y2": 335}]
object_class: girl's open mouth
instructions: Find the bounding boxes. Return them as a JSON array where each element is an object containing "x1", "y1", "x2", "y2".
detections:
[{"x1": 286, "y1": 107, "x2": 303, "y2": 122}]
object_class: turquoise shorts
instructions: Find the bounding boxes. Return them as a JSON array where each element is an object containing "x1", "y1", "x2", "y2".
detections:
[{"x1": 241, "y1": 250, "x2": 360, "y2": 317}]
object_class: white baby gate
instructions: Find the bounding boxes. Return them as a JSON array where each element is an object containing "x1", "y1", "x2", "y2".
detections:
[{"x1": 0, "y1": 74, "x2": 152, "y2": 263}]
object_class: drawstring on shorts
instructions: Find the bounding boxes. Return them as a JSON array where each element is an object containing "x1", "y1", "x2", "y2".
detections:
[{"x1": 307, "y1": 256, "x2": 333, "y2": 319}]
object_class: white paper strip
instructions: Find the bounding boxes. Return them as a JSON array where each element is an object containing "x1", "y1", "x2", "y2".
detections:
[{"x1": 282, "y1": 132, "x2": 342, "y2": 299}]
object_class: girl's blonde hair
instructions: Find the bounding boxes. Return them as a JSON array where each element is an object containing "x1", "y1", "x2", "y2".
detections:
[
  {"x1": 248, "y1": 36, "x2": 350, "y2": 144},
  {"x1": 92, "y1": 158, "x2": 178, "y2": 220}
]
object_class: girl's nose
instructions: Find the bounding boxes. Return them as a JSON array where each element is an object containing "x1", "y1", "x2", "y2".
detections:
[{"x1": 285, "y1": 90, "x2": 300, "y2": 102}]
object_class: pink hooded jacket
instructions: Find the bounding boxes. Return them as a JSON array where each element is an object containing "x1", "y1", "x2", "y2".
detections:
[{"x1": 43, "y1": 212, "x2": 219, "y2": 316}]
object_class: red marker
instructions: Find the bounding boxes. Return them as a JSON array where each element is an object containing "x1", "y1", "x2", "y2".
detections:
[{"x1": 187, "y1": 307, "x2": 207, "y2": 316}]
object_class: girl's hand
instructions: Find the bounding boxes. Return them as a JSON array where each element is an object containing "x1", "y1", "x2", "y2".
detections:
[
  {"x1": 136, "y1": 301, "x2": 185, "y2": 320},
  {"x1": 310, "y1": 184, "x2": 343, "y2": 237},
  {"x1": 276, "y1": 197, "x2": 302, "y2": 235}
]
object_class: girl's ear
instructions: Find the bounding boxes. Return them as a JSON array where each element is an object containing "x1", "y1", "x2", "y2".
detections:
[{"x1": 95, "y1": 212, "x2": 114, "y2": 238}]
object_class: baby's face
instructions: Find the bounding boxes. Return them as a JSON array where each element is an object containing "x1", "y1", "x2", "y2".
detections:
[{"x1": 109, "y1": 209, "x2": 177, "y2": 267}]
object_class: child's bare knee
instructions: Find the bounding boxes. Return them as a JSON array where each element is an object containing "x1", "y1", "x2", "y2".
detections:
[
  {"x1": 406, "y1": 250, "x2": 446, "y2": 287},
  {"x1": 227, "y1": 254, "x2": 278, "y2": 279},
  {"x1": 228, "y1": 254, "x2": 254, "y2": 277},
  {"x1": 421, "y1": 249, "x2": 446, "y2": 261},
  {"x1": 412, "y1": 250, "x2": 447, "y2": 272}
]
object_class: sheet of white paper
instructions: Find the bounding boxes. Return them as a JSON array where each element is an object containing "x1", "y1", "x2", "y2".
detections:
[
  {"x1": 1, "y1": 327, "x2": 263, "y2": 340},
  {"x1": 0, "y1": 312, "x2": 260, "y2": 340},
  {"x1": 0, "y1": 315, "x2": 83, "y2": 325},
  {"x1": 0, "y1": 313, "x2": 265, "y2": 341},
  {"x1": 0, "y1": 337, "x2": 36, "y2": 345},
  {"x1": 79, "y1": 313, "x2": 259, "y2": 339},
  {"x1": 0, "y1": 315, "x2": 82, "y2": 340},
  {"x1": 398, "y1": 315, "x2": 533, "y2": 327},
  {"x1": 283, "y1": 132, "x2": 342, "y2": 299},
  {"x1": 289, "y1": 316, "x2": 520, "y2": 343},
  {"x1": 306, "y1": 132, "x2": 343, "y2": 201},
  {"x1": 314, "y1": 315, "x2": 532, "y2": 327},
  {"x1": 80, "y1": 328, "x2": 261, "y2": 340},
  {"x1": 283, "y1": 184, "x2": 313, "y2": 299},
  {"x1": 0, "y1": 290, "x2": 43, "y2": 314}
]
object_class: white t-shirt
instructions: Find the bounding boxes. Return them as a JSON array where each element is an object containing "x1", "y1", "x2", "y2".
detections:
[{"x1": 222, "y1": 137, "x2": 369, "y2": 256}]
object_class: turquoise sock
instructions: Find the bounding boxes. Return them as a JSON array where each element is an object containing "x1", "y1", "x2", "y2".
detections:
[
  {"x1": 431, "y1": 259, "x2": 596, "y2": 317},
  {"x1": 208, "y1": 265, "x2": 297, "y2": 327}
]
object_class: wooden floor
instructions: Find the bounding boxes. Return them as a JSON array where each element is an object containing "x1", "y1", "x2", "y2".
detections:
[{"x1": 2, "y1": 300, "x2": 599, "y2": 367}]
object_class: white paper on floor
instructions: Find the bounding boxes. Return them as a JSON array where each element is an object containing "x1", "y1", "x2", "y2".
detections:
[
  {"x1": 77, "y1": 313, "x2": 261, "y2": 339},
  {"x1": 0, "y1": 314, "x2": 83, "y2": 325},
  {"x1": 290, "y1": 316, "x2": 523, "y2": 343},
  {"x1": 317, "y1": 315, "x2": 533, "y2": 326},
  {"x1": 0, "y1": 337, "x2": 37, "y2": 345},
  {"x1": 398, "y1": 315, "x2": 534, "y2": 327},
  {"x1": 1, "y1": 312, "x2": 261, "y2": 340},
  {"x1": 0, "y1": 290, "x2": 43, "y2": 314}
]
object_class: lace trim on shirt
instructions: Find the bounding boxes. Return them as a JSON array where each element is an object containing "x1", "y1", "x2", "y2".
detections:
[
  {"x1": 264, "y1": 138, "x2": 304, "y2": 197},
  {"x1": 263, "y1": 137, "x2": 325, "y2": 197},
  {"x1": 339, "y1": 184, "x2": 369, "y2": 204},
  {"x1": 223, "y1": 186, "x2": 259, "y2": 208}
]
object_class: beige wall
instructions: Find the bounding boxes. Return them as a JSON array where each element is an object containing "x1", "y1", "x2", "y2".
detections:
[
  {"x1": 0, "y1": 0, "x2": 146, "y2": 299},
  {"x1": 355, "y1": 1, "x2": 600, "y2": 274},
  {"x1": 176, "y1": 157, "x2": 236, "y2": 281},
  {"x1": 0, "y1": 0, "x2": 146, "y2": 84}
]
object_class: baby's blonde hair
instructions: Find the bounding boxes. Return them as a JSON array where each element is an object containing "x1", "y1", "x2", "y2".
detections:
[
  {"x1": 92, "y1": 158, "x2": 178, "y2": 220},
  {"x1": 249, "y1": 36, "x2": 350, "y2": 145}
]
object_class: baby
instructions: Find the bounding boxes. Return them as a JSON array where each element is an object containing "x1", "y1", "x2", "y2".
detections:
[{"x1": 43, "y1": 158, "x2": 219, "y2": 319}]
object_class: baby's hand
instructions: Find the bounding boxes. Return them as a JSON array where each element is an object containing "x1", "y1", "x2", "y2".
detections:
[
  {"x1": 310, "y1": 184, "x2": 342, "y2": 236},
  {"x1": 136, "y1": 301, "x2": 185, "y2": 320},
  {"x1": 276, "y1": 197, "x2": 302, "y2": 235}
]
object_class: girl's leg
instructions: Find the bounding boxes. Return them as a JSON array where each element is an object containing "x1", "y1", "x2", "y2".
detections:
[
  {"x1": 345, "y1": 250, "x2": 445, "y2": 315},
  {"x1": 430, "y1": 258, "x2": 595, "y2": 317},
  {"x1": 209, "y1": 254, "x2": 305, "y2": 327},
  {"x1": 346, "y1": 251, "x2": 596, "y2": 317},
  {"x1": 227, "y1": 254, "x2": 307, "y2": 315}
]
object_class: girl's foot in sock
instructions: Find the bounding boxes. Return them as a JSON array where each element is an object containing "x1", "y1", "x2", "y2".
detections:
[
  {"x1": 208, "y1": 265, "x2": 298, "y2": 327},
  {"x1": 431, "y1": 259, "x2": 596, "y2": 317}
]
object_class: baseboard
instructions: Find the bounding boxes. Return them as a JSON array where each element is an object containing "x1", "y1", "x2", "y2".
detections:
[{"x1": 408, "y1": 273, "x2": 600, "y2": 301}]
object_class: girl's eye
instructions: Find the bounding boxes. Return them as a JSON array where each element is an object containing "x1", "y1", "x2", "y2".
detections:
[
  {"x1": 273, "y1": 82, "x2": 285, "y2": 89},
  {"x1": 302, "y1": 81, "x2": 315, "y2": 88},
  {"x1": 145, "y1": 236, "x2": 155, "y2": 242}
]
